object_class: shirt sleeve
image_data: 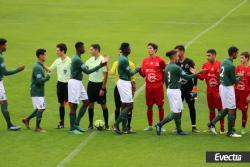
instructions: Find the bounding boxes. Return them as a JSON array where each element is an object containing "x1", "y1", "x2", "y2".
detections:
[
  {"x1": 180, "y1": 68, "x2": 197, "y2": 80},
  {"x1": 33, "y1": 67, "x2": 49, "y2": 85},
  {"x1": 130, "y1": 61, "x2": 136, "y2": 82},
  {"x1": 197, "y1": 64, "x2": 205, "y2": 80},
  {"x1": 0, "y1": 58, "x2": 21, "y2": 76},
  {"x1": 109, "y1": 62, "x2": 117, "y2": 75}
]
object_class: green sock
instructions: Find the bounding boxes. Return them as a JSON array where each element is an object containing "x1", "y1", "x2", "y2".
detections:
[
  {"x1": 36, "y1": 111, "x2": 44, "y2": 128},
  {"x1": 70, "y1": 113, "x2": 76, "y2": 130},
  {"x1": 115, "y1": 110, "x2": 127, "y2": 127},
  {"x1": 210, "y1": 109, "x2": 228, "y2": 126},
  {"x1": 122, "y1": 111, "x2": 128, "y2": 131},
  {"x1": 75, "y1": 105, "x2": 87, "y2": 126},
  {"x1": 1, "y1": 103, "x2": 12, "y2": 128},
  {"x1": 174, "y1": 113, "x2": 182, "y2": 132},
  {"x1": 28, "y1": 109, "x2": 38, "y2": 120},
  {"x1": 159, "y1": 112, "x2": 174, "y2": 126},
  {"x1": 227, "y1": 112, "x2": 235, "y2": 135}
]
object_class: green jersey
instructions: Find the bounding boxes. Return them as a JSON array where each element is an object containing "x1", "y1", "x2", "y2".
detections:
[
  {"x1": 118, "y1": 54, "x2": 139, "y2": 81},
  {"x1": 30, "y1": 61, "x2": 50, "y2": 97},
  {"x1": 220, "y1": 58, "x2": 241, "y2": 86},
  {"x1": 70, "y1": 54, "x2": 103, "y2": 81},
  {"x1": 165, "y1": 62, "x2": 197, "y2": 89},
  {"x1": 0, "y1": 53, "x2": 21, "y2": 81}
]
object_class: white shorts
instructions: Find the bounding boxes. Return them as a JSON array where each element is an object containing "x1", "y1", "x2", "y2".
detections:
[
  {"x1": 117, "y1": 79, "x2": 133, "y2": 103},
  {"x1": 167, "y1": 89, "x2": 183, "y2": 113},
  {"x1": 0, "y1": 81, "x2": 7, "y2": 101},
  {"x1": 68, "y1": 79, "x2": 88, "y2": 104},
  {"x1": 219, "y1": 85, "x2": 236, "y2": 109},
  {"x1": 32, "y1": 97, "x2": 46, "y2": 109}
]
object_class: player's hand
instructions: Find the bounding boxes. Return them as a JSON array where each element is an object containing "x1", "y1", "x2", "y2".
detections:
[
  {"x1": 44, "y1": 66, "x2": 51, "y2": 73},
  {"x1": 189, "y1": 67, "x2": 196, "y2": 74},
  {"x1": 18, "y1": 64, "x2": 25, "y2": 71},
  {"x1": 100, "y1": 56, "x2": 109, "y2": 67},
  {"x1": 246, "y1": 95, "x2": 250, "y2": 103},
  {"x1": 196, "y1": 68, "x2": 208, "y2": 75},
  {"x1": 99, "y1": 89, "x2": 105, "y2": 97},
  {"x1": 237, "y1": 71, "x2": 244, "y2": 77},
  {"x1": 46, "y1": 75, "x2": 51, "y2": 80},
  {"x1": 190, "y1": 86, "x2": 198, "y2": 98},
  {"x1": 136, "y1": 64, "x2": 141, "y2": 71}
]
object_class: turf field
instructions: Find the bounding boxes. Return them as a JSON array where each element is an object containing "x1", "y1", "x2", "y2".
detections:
[{"x1": 0, "y1": 0, "x2": 250, "y2": 166}]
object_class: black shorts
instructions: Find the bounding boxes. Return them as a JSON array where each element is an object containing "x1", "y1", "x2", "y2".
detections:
[
  {"x1": 114, "y1": 86, "x2": 121, "y2": 108},
  {"x1": 57, "y1": 81, "x2": 68, "y2": 103},
  {"x1": 181, "y1": 89, "x2": 195, "y2": 103},
  {"x1": 87, "y1": 81, "x2": 106, "y2": 104}
]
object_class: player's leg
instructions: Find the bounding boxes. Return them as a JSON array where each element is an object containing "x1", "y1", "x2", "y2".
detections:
[
  {"x1": 114, "y1": 86, "x2": 121, "y2": 121},
  {"x1": 144, "y1": 85, "x2": 154, "y2": 131},
  {"x1": 56, "y1": 82, "x2": 67, "y2": 129},
  {"x1": 98, "y1": 85, "x2": 109, "y2": 130},
  {"x1": 185, "y1": 92, "x2": 199, "y2": 132},
  {"x1": 74, "y1": 99, "x2": 89, "y2": 132},
  {"x1": 32, "y1": 97, "x2": 46, "y2": 132},
  {"x1": 22, "y1": 101, "x2": 38, "y2": 129},
  {"x1": 156, "y1": 84, "x2": 165, "y2": 122},
  {"x1": 238, "y1": 91, "x2": 249, "y2": 135},
  {"x1": 87, "y1": 81, "x2": 95, "y2": 129},
  {"x1": 241, "y1": 109, "x2": 248, "y2": 134},
  {"x1": 144, "y1": 105, "x2": 153, "y2": 131}
]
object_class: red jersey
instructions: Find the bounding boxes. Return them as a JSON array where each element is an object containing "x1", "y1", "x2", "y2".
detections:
[
  {"x1": 141, "y1": 56, "x2": 166, "y2": 86},
  {"x1": 235, "y1": 64, "x2": 250, "y2": 92},
  {"x1": 198, "y1": 61, "x2": 221, "y2": 90}
]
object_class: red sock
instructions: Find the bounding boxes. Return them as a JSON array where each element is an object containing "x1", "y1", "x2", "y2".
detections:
[
  {"x1": 147, "y1": 110, "x2": 153, "y2": 126},
  {"x1": 159, "y1": 108, "x2": 164, "y2": 122},
  {"x1": 209, "y1": 111, "x2": 216, "y2": 121},
  {"x1": 242, "y1": 110, "x2": 248, "y2": 128}
]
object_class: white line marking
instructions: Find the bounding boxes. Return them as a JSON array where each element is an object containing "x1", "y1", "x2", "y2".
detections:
[{"x1": 56, "y1": 1, "x2": 247, "y2": 166}]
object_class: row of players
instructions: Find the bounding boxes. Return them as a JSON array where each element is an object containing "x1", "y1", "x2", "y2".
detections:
[{"x1": 0, "y1": 38, "x2": 248, "y2": 137}]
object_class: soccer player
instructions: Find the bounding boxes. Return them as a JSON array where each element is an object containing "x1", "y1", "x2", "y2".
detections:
[
  {"x1": 0, "y1": 38, "x2": 25, "y2": 131},
  {"x1": 235, "y1": 52, "x2": 250, "y2": 135},
  {"x1": 22, "y1": 49, "x2": 50, "y2": 132},
  {"x1": 86, "y1": 44, "x2": 109, "y2": 130},
  {"x1": 113, "y1": 42, "x2": 140, "y2": 134},
  {"x1": 140, "y1": 43, "x2": 166, "y2": 131},
  {"x1": 68, "y1": 42, "x2": 107, "y2": 135},
  {"x1": 109, "y1": 53, "x2": 136, "y2": 133},
  {"x1": 48, "y1": 43, "x2": 71, "y2": 129},
  {"x1": 208, "y1": 46, "x2": 243, "y2": 138},
  {"x1": 175, "y1": 45, "x2": 199, "y2": 132},
  {"x1": 197, "y1": 49, "x2": 225, "y2": 134},
  {"x1": 155, "y1": 50, "x2": 203, "y2": 135}
]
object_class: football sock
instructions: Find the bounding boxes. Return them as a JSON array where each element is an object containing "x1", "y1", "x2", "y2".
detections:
[
  {"x1": 59, "y1": 106, "x2": 65, "y2": 125},
  {"x1": 159, "y1": 108, "x2": 164, "y2": 122},
  {"x1": 147, "y1": 110, "x2": 153, "y2": 126},
  {"x1": 36, "y1": 110, "x2": 44, "y2": 128},
  {"x1": 115, "y1": 107, "x2": 129, "y2": 129},
  {"x1": 1, "y1": 103, "x2": 12, "y2": 128},
  {"x1": 209, "y1": 111, "x2": 216, "y2": 121},
  {"x1": 88, "y1": 108, "x2": 94, "y2": 126},
  {"x1": 210, "y1": 109, "x2": 228, "y2": 126},
  {"x1": 220, "y1": 114, "x2": 225, "y2": 130},
  {"x1": 127, "y1": 110, "x2": 132, "y2": 129},
  {"x1": 69, "y1": 112, "x2": 76, "y2": 130},
  {"x1": 159, "y1": 112, "x2": 174, "y2": 126},
  {"x1": 75, "y1": 105, "x2": 87, "y2": 126},
  {"x1": 115, "y1": 108, "x2": 120, "y2": 121},
  {"x1": 102, "y1": 108, "x2": 109, "y2": 126},
  {"x1": 174, "y1": 113, "x2": 182, "y2": 132},
  {"x1": 242, "y1": 110, "x2": 247, "y2": 128},
  {"x1": 227, "y1": 112, "x2": 235, "y2": 135},
  {"x1": 28, "y1": 109, "x2": 38, "y2": 120},
  {"x1": 187, "y1": 100, "x2": 196, "y2": 126}
]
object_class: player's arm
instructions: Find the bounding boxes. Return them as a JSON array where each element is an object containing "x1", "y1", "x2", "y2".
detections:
[
  {"x1": 33, "y1": 67, "x2": 50, "y2": 85},
  {"x1": 130, "y1": 62, "x2": 136, "y2": 95},
  {"x1": 0, "y1": 60, "x2": 25, "y2": 76},
  {"x1": 48, "y1": 59, "x2": 57, "y2": 72},
  {"x1": 139, "y1": 59, "x2": 146, "y2": 77},
  {"x1": 109, "y1": 61, "x2": 117, "y2": 75},
  {"x1": 124, "y1": 60, "x2": 140, "y2": 77},
  {"x1": 81, "y1": 61, "x2": 107, "y2": 74},
  {"x1": 231, "y1": 65, "x2": 242, "y2": 83},
  {"x1": 100, "y1": 66, "x2": 108, "y2": 96},
  {"x1": 197, "y1": 64, "x2": 206, "y2": 80},
  {"x1": 190, "y1": 59, "x2": 198, "y2": 85},
  {"x1": 180, "y1": 69, "x2": 197, "y2": 80}
]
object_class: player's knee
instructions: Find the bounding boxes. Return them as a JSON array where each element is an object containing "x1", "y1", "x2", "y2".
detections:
[
  {"x1": 147, "y1": 105, "x2": 153, "y2": 111},
  {"x1": 84, "y1": 100, "x2": 90, "y2": 107}
]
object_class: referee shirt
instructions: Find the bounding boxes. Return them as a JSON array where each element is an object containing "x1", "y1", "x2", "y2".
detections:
[
  {"x1": 49, "y1": 56, "x2": 71, "y2": 83},
  {"x1": 85, "y1": 55, "x2": 107, "y2": 83}
]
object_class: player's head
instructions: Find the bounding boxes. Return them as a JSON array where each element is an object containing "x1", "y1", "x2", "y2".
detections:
[
  {"x1": 175, "y1": 45, "x2": 185, "y2": 59},
  {"x1": 56, "y1": 43, "x2": 67, "y2": 57},
  {"x1": 90, "y1": 44, "x2": 101, "y2": 56},
  {"x1": 147, "y1": 43, "x2": 158, "y2": 55},
  {"x1": 240, "y1": 52, "x2": 249, "y2": 65},
  {"x1": 36, "y1": 49, "x2": 47, "y2": 62},
  {"x1": 166, "y1": 50, "x2": 177, "y2": 62},
  {"x1": 75, "y1": 41, "x2": 85, "y2": 55},
  {"x1": 0, "y1": 38, "x2": 7, "y2": 53},
  {"x1": 206, "y1": 49, "x2": 216, "y2": 63},
  {"x1": 120, "y1": 42, "x2": 131, "y2": 56},
  {"x1": 228, "y1": 46, "x2": 239, "y2": 59}
]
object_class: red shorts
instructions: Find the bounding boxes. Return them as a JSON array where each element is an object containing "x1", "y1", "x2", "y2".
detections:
[
  {"x1": 236, "y1": 90, "x2": 249, "y2": 111},
  {"x1": 207, "y1": 89, "x2": 222, "y2": 110},
  {"x1": 145, "y1": 83, "x2": 164, "y2": 106}
]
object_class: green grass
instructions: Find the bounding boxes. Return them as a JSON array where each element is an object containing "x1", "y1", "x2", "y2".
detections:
[{"x1": 0, "y1": 0, "x2": 250, "y2": 167}]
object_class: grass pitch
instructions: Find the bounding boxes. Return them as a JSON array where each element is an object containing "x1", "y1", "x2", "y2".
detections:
[{"x1": 0, "y1": 0, "x2": 250, "y2": 167}]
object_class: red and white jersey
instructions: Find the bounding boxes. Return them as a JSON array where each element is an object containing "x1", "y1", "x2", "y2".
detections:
[
  {"x1": 198, "y1": 60, "x2": 221, "y2": 90},
  {"x1": 235, "y1": 64, "x2": 250, "y2": 92},
  {"x1": 141, "y1": 56, "x2": 166, "y2": 86}
]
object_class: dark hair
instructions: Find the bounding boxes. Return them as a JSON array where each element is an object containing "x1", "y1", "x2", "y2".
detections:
[
  {"x1": 166, "y1": 50, "x2": 177, "y2": 58},
  {"x1": 174, "y1": 45, "x2": 185, "y2": 52},
  {"x1": 75, "y1": 41, "x2": 84, "y2": 50},
  {"x1": 228, "y1": 46, "x2": 239, "y2": 56},
  {"x1": 56, "y1": 43, "x2": 67, "y2": 54},
  {"x1": 207, "y1": 49, "x2": 216, "y2": 56},
  {"x1": 91, "y1": 44, "x2": 101, "y2": 52},
  {"x1": 36, "y1": 49, "x2": 46, "y2": 58},
  {"x1": 148, "y1": 43, "x2": 158, "y2": 51},
  {"x1": 120, "y1": 42, "x2": 130, "y2": 55},
  {"x1": 240, "y1": 52, "x2": 250, "y2": 60},
  {"x1": 0, "y1": 38, "x2": 7, "y2": 46}
]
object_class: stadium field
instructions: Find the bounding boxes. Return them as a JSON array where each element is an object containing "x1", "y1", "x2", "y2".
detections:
[{"x1": 0, "y1": 0, "x2": 250, "y2": 167}]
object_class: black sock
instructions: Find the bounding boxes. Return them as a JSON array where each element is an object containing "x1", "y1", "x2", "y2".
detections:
[
  {"x1": 1, "y1": 103, "x2": 12, "y2": 128},
  {"x1": 103, "y1": 108, "x2": 109, "y2": 127},
  {"x1": 187, "y1": 101, "x2": 196, "y2": 126},
  {"x1": 59, "y1": 106, "x2": 65, "y2": 125},
  {"x1": 127, "y1": 111, "x2": 132, "y2": 129},
  {"x1": 88, "y1": 108, "x2": 94, "y2": 126},
  {"x1": 75, "y1": 105, "x2": 87, "y2": 126},
  {"x1": 70, "y1": 112, "x2": 76, "y2": 130},
  {"x1": 28, "y1": 109, "x2": 38, "y2": 120},
  {"x1": 36, "y1": 111, "x2": 44, "y2": 128},
  {"x1": 115, "y1": 108, "x2": 120, "y2": 121}
]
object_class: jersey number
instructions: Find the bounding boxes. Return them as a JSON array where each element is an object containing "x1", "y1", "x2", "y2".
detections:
[
  {"x1": 168, "y1": 72, "x2": 171, "y2": 82},
  {"x1": 220, "y1": 66, "x2": 224, "y2": 77}
]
